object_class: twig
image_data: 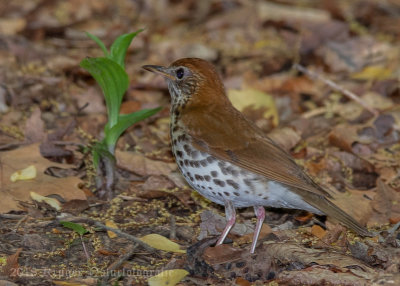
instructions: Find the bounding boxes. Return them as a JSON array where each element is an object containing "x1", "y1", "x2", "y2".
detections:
[
  {"x1": 80, "y1": 235, "x2": 90, "y2": 261},
  {"x1": 169, "y1": 215, "x2": 176, "y2": 240},
  {"x1": 94, "y1": 221, "x2": 156, "y2": 253},
  {"x1": 294, "y1": 64, "x2": 379, "y2": 117},
  {"x1": 107, "y1": 244, "x2": 138, "y2": 271}
]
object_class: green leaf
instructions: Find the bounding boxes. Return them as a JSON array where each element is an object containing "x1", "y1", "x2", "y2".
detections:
[
  {"x1": 105, "y1": 107, "x2": 161, "y2": 149},
  {"x1": 109, "y1": 29, "x2": 144, "y2": 69},
  {"x1": 92, "y1": 140, "x2": 116, "y2": 162},
  {"x1": 60, "y1": 221, "x2": 88, "y2": 236},
  {"x1": 80, "y1": 57, "x2": 129, "y2": 127},
  {"x1": 85, "y1": 32, "x2": 109, "y2": 56}
]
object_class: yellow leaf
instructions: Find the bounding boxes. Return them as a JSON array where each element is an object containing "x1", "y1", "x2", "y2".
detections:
[
  {"x1": 30, "y1": 191, "x2": 61, "y2": 211},
  {"x1": 139, "y1": 234, "x2": 185, "y2": 253},
  {"x1": 351, "y1": 65, "x2": 392, "y2": 81},
  {"x1": 10, "y1": 165, "x2": 37, "y2": 182},
  {"x1": 148, "y1": 269, "x2": 189, "y2": 286},
  {"x1": 105, "y1": 220, "x2": 118, "y2": 238},
  {"x1": 227, "y1": 88, "x2": 279, "y2": 126}
]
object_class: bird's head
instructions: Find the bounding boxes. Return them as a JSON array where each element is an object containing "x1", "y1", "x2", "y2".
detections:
[{"x1": 143, "y1": 58, "x2": 227, "y2": 106}]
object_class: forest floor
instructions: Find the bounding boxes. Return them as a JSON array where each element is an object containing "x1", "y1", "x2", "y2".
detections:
[{"x1": 0, "y1": 0, "x2": 399, "y2": 285}]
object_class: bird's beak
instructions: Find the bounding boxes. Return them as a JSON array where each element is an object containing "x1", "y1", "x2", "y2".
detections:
[{"x1": 142, "y1": 65, "x2": 175, "y2": 80}]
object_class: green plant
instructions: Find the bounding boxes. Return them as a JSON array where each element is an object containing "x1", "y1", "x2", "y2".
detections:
[
  {"x1": 80, "y1": 30, "x2": 161, "y2": 197},
  {"x1": 60, "y1": 221, "x2": 90, "y2": 260}
]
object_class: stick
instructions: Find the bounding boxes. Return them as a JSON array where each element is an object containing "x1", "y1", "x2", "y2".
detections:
[{"x1": 294, "y1": 64, "x2": 379, "y2": 116}]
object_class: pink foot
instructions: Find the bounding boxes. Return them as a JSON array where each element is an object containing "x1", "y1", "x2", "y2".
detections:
[
  {"x1": 251, "y1": 206, "x2": 265, "y2": 253},
  {"x1": 216, "y1": 200, "x2": 236, "y2": 245}
]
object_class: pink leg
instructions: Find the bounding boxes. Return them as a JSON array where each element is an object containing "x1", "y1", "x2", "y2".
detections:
[
  {"x1": 216, "y1": 200, "x2": 236, "y2": 245},
  {"x1": 251, "y1": 206, "x2": 265, "y2": 253}
]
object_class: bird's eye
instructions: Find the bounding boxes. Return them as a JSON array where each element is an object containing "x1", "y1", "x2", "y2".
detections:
[{"x1": 176, "y1": 68, "x2": 185, "y2": 79}]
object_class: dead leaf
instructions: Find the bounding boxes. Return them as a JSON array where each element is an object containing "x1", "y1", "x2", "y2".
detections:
[
  {"x1": 139, "y1": 234, "x2": 185, "y2": 253},
  {"x1": 228, "y1": 88, "x2": 279, "y2": 128},
  {"x1": 311, "y1": 225, "x2": 326, "y2": 239},
  {"x1": 370, "y1": 179, "x2": 400, "y2": 226},
  {"x1": 116, "y1": 150, "x2": 176, "y2": 177},
  {"x1": 10, "y1": 165, "x2": 36, "y2": 182},
  {"x1": 24, "y1": 107, "x2": 45, "y2": 143},
  {"x1": 1, "y1": 248, "x2": 22, "y2": 278},
  {"x1": 352, "y1": 65, "x2": 393, "y2": 81},
  {"x1": 0, "y1": 143, "x2": 85, "y2": 213},
  {"x1": 105, "y1": 220, "x2": 118, "y2": 238},
  {"x1": 147, "y1": 269, "x2": 188, "y2": 286},
  {"x1": 30, "y1": 191, "x2": 61, "y2": 210}
]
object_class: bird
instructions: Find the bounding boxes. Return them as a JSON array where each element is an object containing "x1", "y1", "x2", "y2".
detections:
[{"x1": 142, "y1": 58, "x2": 371, "y2": 253}]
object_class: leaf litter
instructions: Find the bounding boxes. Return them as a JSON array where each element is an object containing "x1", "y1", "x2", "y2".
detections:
[{"x1": 0, "y1": 0, "x2": 399, "y2": 285}]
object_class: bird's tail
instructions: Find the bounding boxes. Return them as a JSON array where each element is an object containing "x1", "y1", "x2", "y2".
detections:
[{"x1": 307, "y1": 195, "x2": 372, "y2": 237}]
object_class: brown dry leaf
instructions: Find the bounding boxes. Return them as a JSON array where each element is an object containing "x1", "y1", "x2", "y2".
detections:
[
  {"x1": 0, "y1": 18, "x2": 26, "y2": 35},
  {"x1": 105, "y1": 220, "x2": 118, "y2": 239},
  {"x1": 116, "y1": 150, "x2": 176, "y2": 177},
  {"x1": 370, "y1": 179, "x2": 400, "y2": 226},
  {"x1": 228, "y1": 88, "x2": 279, "y2": 128},
  {"x1": 330, "y1": 189, "x2": 375, "y2": 226},
  {"x1": 311, "y1": 225, "x2": 326, "y2": 239},
  {"x1": 198, "y1": 210, "x2": 254, "y2": 241},
  {"x1": 203, "y1": 244, "x2": 243, "y2": 265},
  {"x1": 236, "y1": 224, "x2": 272, "y2": 245},
  {"x1": 268, "y1": 127, "x2": 301, "y2": 151},
  {"x1": 0, "y1": 143, "x2": 85, "y2": 213},
  {"x1": 24, "y1": 107, "x2": 45, "y2": 143},
  {"x1": 1, "y1": 248, "x2": 22, "y2": 278},
  {"x1": 328, "y1": 124, "x2": 366, "y2": 152}
]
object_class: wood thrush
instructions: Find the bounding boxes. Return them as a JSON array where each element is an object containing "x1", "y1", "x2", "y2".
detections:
[{"x1": 143, "y1": 58, "x2": 371, "y2": 253}]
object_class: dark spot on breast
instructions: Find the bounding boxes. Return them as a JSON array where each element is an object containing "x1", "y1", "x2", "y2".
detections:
[
  {"x1": 236, "y1": 261, "x2": 245, "y2": 268},
  {"x1": 178, "y1": 160, "x2": 183, "y2": 166},
  {"x1": 213, "y1": 179, "x2": 225, "y2": 187},
  {"x1": 217, "y1": 193, "x2": 223, "y2": 197},
  {"x1": 204, "y1": 175, "x2": 211, "y2": 181},
  {"x1": 200, "y1": 160, "x2": 208, "y2": 167},
  {"x1": 223, "y1": 191, "x2": 230, "y2": 196},
  {"x1": 176, "y1": 150, "x2": 183, "y2": 158},
  {"x1": 209, "y1": 187, "x2": 213, "y2": 190},
  {"x1": 258, "y1": 193, "x2": 262, "y2": 196},
  {"x1": 172, "y1": 126, "x2": 178, "y2": 132},
  {"x1": 263, "y1": 196, "x2": 269, "y2": 200},
  {"x1": 212, "y1": 191, "x2": 216, "y2": 195},
  {"x1": 189, "y1": 161, "x2": 194, "y2": 167},
  {"x1": 211, "y1": 171, "x2": 218, "y2": 177},
  {"x1": 206, "y1": 156, "x2": 215, "y2": 163},
  {"x1": 218, "y1": 161, "x2": 226, "y2": 168},
  {"x1": 178, "y1": 134, "x2": 187, "y2": 142},
  {"x1": 245, "y1": 190, "x2": 250, "y2": 194},
  {"x1": 183, "y1": 144, "x2": 191, "y2": 155},
  {"x1": 233, "y1": 192, "x2": 240, "y2": 196},
  {"x1": 191, "y1": 150, "x2": 199, "y2": 159},
  {"x1": 243, "y1": 179, "x2": 252, "y2": 187},
  {"x1": 184, "y1": 160, "x2": 189, "y2": 166},
  {"x1": 189, "y1": 176, "x2": 194, "y2": 182},
  {"x1": 226, "y1": 179, "x2": 239, "y2": 189},
  {"x1": 194, "y1": 174, "x2": 203, "y2": 181},
  {"x1": 192, "y1": 161, "x2": 200, "y2": 168},
  {"x1": 172, "y1": 139, "x2": 177, "y2": 145},
  {"x1": 231, "y1": 169, "x2": 239, "y2": 177}
]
